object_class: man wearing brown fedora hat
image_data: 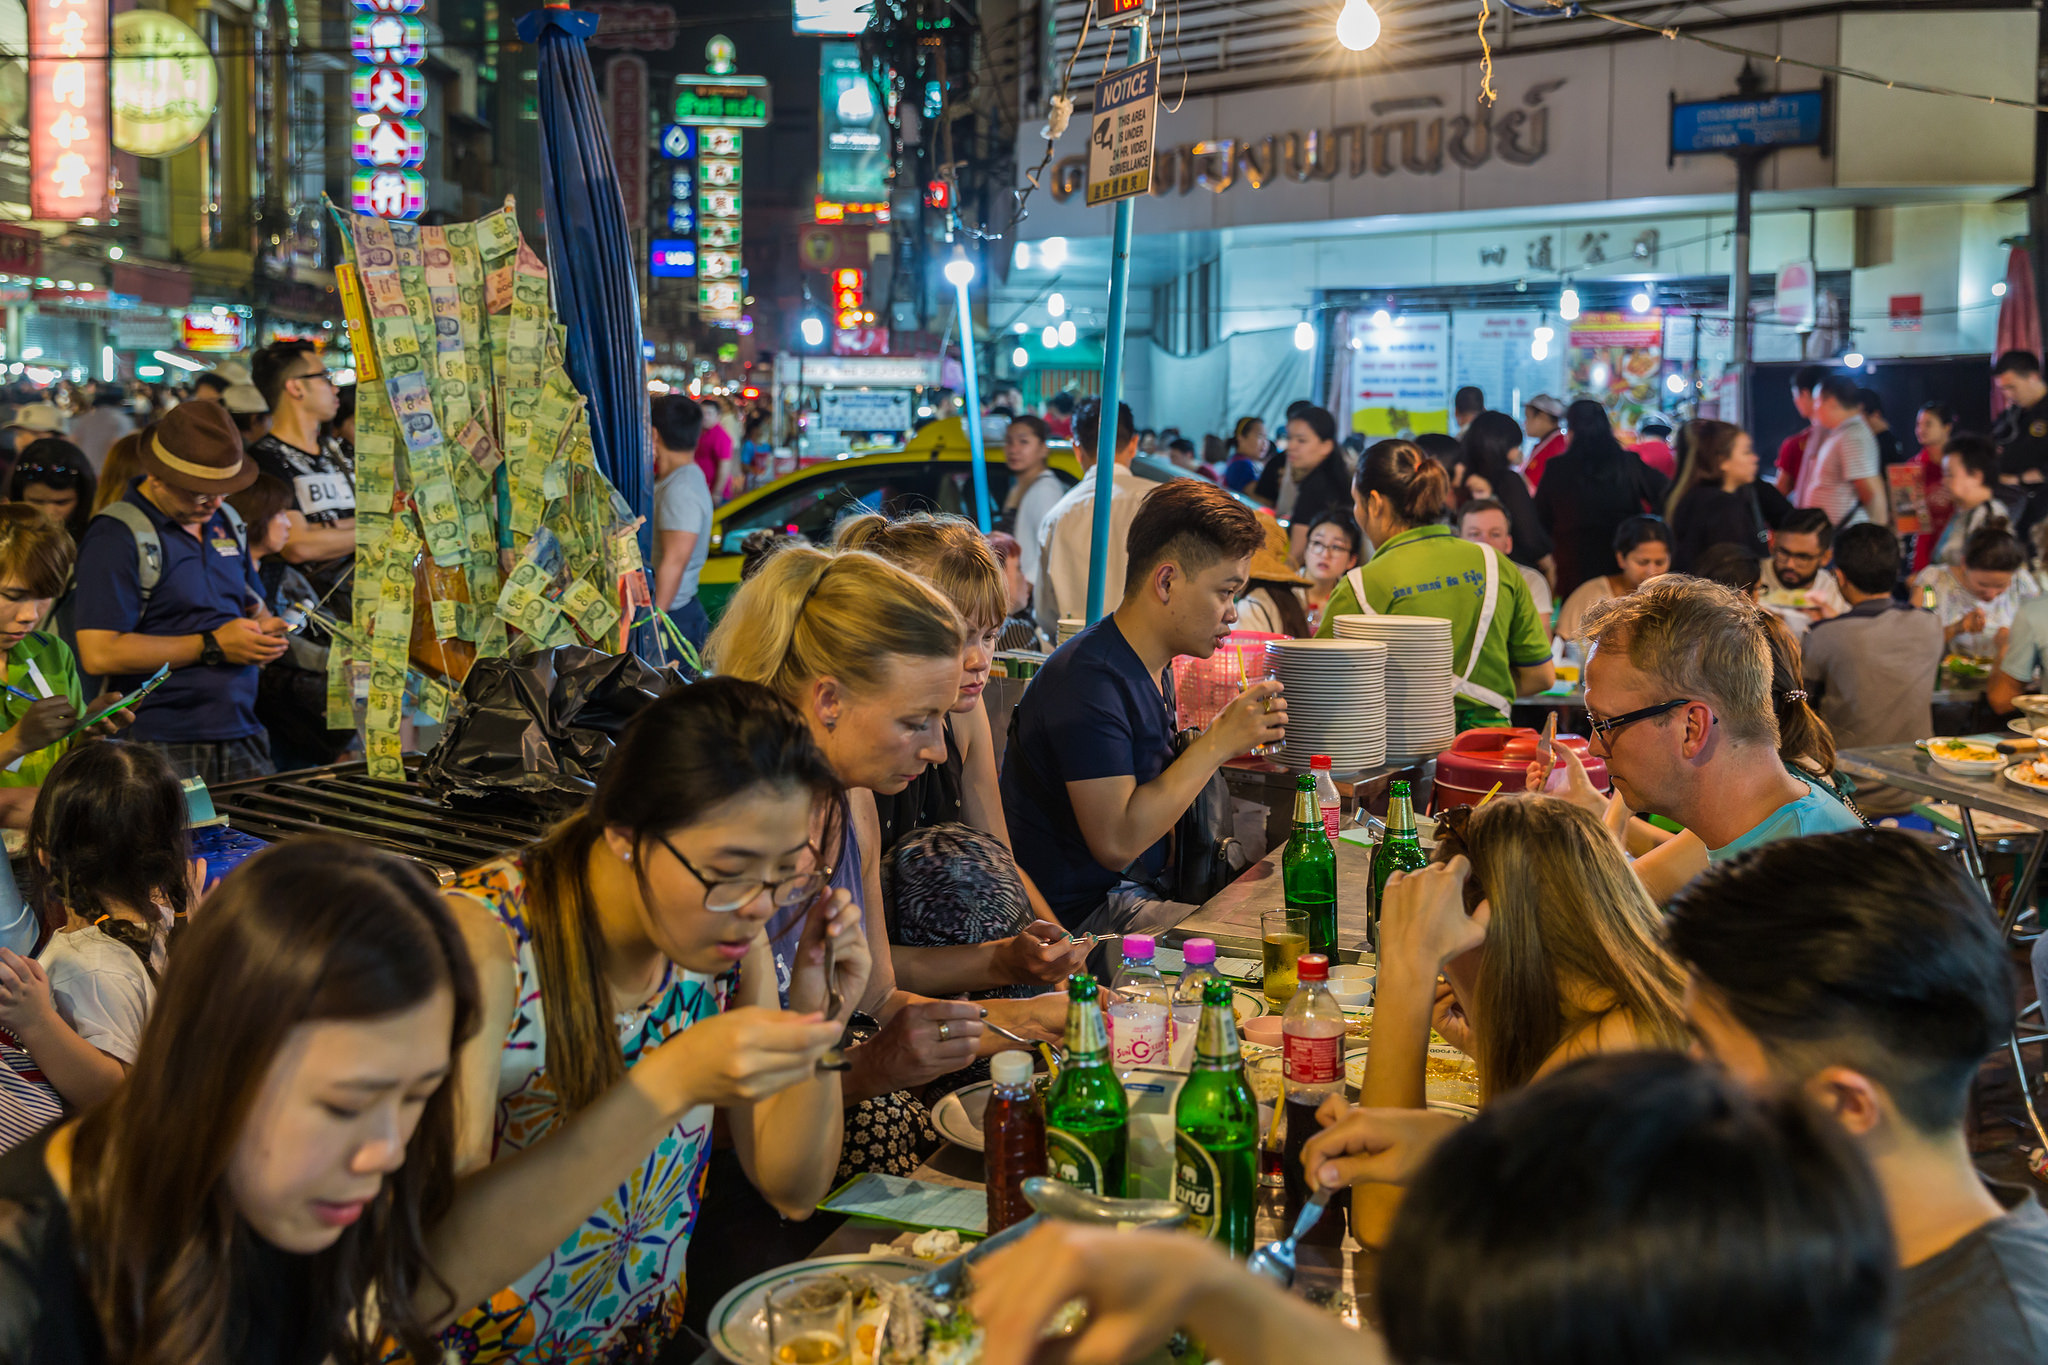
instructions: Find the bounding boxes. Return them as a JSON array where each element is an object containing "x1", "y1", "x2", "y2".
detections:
[{"x1": 73, "y1": 400, "x2": 289, "y2": 784}]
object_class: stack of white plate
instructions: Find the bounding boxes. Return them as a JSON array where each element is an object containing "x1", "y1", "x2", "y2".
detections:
[
  {"x1": 1056, "y1": 617, "x2": 1086, "y2": 646},
  {"x1": 1263, "y1": 638, "x2": 1387, "y2": 770},
  {"x1": 1331, "y1": 614, "x2": 1457, "y2": 759}
]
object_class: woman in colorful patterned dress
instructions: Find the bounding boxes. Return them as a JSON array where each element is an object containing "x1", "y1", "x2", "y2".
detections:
[{"x1": 441, "y1": 678, "x2": 867, "y2": 1364}]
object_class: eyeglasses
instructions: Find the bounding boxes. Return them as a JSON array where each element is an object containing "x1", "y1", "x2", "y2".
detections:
[
  {"x1": 1585, "y1": 697, "x2": 1695, "y2": 746},
  {"x1": 653, "y1": 834, "x2": 833, "y2": 914},
  {"x1": 1772, "y1": 545, "x2": 1823, "y2": 564},
  {"x1": 292, "y1": 369, "x2": 334, "y2": 387}
]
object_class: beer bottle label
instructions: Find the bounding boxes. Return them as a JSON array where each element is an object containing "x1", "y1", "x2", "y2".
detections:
[
  {"x1": 1282, "y1": 1031, "x2": 1341, "y2": 1085},
  {"x1": 1046, "y1": 1128, "x2": 1104, "y2": 1194},
  {"x1": 1173, "y1": 1132, "x2": 1222, "y2": 1239}
]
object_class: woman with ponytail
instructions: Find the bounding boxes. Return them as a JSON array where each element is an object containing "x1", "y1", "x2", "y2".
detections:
[
  {"x1": 440, "y1": 679, "x2": 865, "y2": 1362},
  {"x1": 0, "y1": 741, "x2": 190, "y2": 1144},
  {"x1": 1316, "y1": 439, "x2": 1555, "y2": 729},
  {"x1": 832, "y1": 512, "x2": 1086, "y2": 1000}
]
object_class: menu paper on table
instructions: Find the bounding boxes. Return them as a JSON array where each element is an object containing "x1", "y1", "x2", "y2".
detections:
[{"x1": 817, "y1": 1172, "x2": 989, "y2": 1235}]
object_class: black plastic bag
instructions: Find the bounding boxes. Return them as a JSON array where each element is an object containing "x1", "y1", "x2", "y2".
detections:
[{"x1": 418, "y1": 646, "x2": 690, "y2": 797}]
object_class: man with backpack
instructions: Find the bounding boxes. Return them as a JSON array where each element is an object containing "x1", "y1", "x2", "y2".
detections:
[{"x1": 73, "y1": 400, "x2": 287, "y2": 784}]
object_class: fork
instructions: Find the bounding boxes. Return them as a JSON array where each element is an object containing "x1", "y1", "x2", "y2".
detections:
[
  {"x1": 816, "y1": 920, "x2": 850, "y2": 1072},
  {"x1": 1246, "y1": 1188, "x2": 1331, "y2": 1288}
]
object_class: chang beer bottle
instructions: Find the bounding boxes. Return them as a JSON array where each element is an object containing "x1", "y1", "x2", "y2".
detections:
[
  {"x1": 1367, "y1": 779, "x2": 1429, "y2": 954},
  {"x1": 1172, "y1": 976, "x2": 1259, "y2": 1258},
  {"x1": 1283, "y1": 772, "x2": 1339, "y2": 957},
  {"x1": 1043, "y1": 973, "x2": 1130, "y2": 1197}
]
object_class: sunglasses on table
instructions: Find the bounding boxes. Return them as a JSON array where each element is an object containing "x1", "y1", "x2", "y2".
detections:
[{"x1": 653, "y1": 834, "x2": 834, "y2": 914}]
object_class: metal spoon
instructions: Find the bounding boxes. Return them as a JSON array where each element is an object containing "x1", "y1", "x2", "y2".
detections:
[
  {"x1": 816, "y1": 916, "x2": 849, "y2": 1072},
  {"x1": 1246, "y1": 1187, "x2": 1332, "y2": 1288}
]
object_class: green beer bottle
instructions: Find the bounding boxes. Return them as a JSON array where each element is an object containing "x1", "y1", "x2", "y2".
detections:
[
  {"x1": 1173, "y1": 977, "x2": 1259, "y2": 1258},
  {"x1": 1044, "y1": 974, "x2": 1130, "y2": 1196},
  {"x1": 1367, "y1": 779, "x2": 1430, "y2": 954},
  {"x1": 1283, "y1": 773, "x2": 1339, "y2": 957}
]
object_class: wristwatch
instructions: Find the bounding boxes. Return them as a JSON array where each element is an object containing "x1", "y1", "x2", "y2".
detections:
[{"x1": 199, "y1": 630, "x2": 225, "y2": 667}]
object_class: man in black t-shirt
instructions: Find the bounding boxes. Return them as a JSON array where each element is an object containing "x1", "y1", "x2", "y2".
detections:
[{"x1": 249, "y1": 341, "x2": 356, "y2": 618}]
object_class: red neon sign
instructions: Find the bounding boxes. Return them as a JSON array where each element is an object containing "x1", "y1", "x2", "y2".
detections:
[{"x1": 28, "y1": 0, "x2": 108, "y2": 221}]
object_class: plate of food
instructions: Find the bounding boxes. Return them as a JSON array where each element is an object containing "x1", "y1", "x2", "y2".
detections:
[
  {"x1": 1917, "y1": 737, "x2": 2004, "y2": 776},
  {"x1": 1344, "y1": 1035, "x2": 1482, "y2": 1107},
  {"x1": 2006, "y1": 759, "x2": 2048, "y2": 792},
  {"x1": 1943, "y1": 654, "x2": 1993, "y2": 685},
  {"x1": 708, "y1": 1255, "x2": 928, "y2": 1365}
]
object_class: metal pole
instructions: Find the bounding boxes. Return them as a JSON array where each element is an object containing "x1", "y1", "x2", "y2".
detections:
[
  {"x1": 1729, "y1": 153, "x2": 1755, "y2": 429},
  {"x1": 955, "y1": 274, "x2": 993, "y2": 532},
  {"x1": 1086, "y1": 22, "x2": 1148, "y2": 624}
]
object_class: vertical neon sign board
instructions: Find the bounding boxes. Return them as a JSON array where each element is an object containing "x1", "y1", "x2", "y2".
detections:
[
  {"x1": 29, "y1": 0, "x2": 110, "y2": 221},
  {"x1": 349, "y1": 0, "x2": 427, "y2": 219}
]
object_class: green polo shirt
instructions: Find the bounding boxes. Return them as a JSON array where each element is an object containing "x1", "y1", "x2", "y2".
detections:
[
  {"x1": 0, "y1": 630, "x2": 84, "y2": 788},
  {"x1": 1314, "y1": 525, "x2": 1550, "y2": 728}
]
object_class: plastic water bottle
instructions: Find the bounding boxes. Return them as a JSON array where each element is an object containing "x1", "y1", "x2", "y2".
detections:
[
  {"x1": 1170, "y1": 938, "x2": 1222, "y2": 1069},
  {"x1": 1310, "y1": 755, "x2": 1342, "y2": 841},
  {"x1": 1109, "y1": 934, "x2": 1172, "y2": 1071}
]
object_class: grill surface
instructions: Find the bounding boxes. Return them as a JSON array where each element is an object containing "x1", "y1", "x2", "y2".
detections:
[{"x1": 210, "y1": 760, "x2": 571, "y2": 884}]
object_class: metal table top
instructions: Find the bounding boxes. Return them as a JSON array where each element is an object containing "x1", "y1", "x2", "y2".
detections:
[{"x1": 1834, "y1": 744, "x2": 2048, "y2": 830}]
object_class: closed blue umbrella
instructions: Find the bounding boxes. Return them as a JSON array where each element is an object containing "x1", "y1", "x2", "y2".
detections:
[{"x1": 515, "y1": 4, "x2": 652, "y2": 560}]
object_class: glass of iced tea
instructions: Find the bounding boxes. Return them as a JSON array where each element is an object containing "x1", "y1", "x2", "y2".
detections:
[
  {"x1": 767, "y1": 1276, "x2": 851, "y2": 1365},
  {"x1": 1261, "y1": 907, "x2": 1309, "y2": 1005}
]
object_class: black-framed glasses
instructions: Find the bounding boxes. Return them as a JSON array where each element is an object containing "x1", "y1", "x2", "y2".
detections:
[
  {"x1": 1586, "y1": 697, "x2": 1694, "y2": 746},
  {"x1": 653, "y1": 833, "x2": 832, "y2": 914},
  {"x1": 292, "y1": 369, "x2": 335, "y2": 387}
]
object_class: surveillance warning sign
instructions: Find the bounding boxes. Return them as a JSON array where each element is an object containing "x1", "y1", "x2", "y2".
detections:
[{"x1": 1085, "y1": 57, "x2": 1159, "y2": 207}]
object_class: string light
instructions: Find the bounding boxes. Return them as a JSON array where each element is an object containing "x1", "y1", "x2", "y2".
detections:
[
  {"x1": 1559, "y1": 287, "x2": 1580, "y2": 321},
  {"x1": 1294, "y1": 320, "x2": 1316, "y2": 350},
  {"x1": 1336, "y1": 0, "x2": 1381, "y2": 51}
]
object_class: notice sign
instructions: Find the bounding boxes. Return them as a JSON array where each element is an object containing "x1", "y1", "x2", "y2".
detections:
[{"x1": 1086, "y1": 57, "x2": 1158, "y2": 207}]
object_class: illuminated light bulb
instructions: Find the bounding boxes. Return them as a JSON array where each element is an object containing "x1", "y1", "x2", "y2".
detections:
[
  {"x1": 1048, "y1": 292, "x2": 1066, "y2": 317},
  {"x1": 1013, "y1": 321, "x2": 1030, "y2": 333},
  {"x1": 1294, "y1": 320, "x2": 1316, "y2": 351},
  {"x1": 1335, "y1": 0, "x2": 1381, "y2": 51},
  {"x1": 800, "y1": 316, "x2": 825, "y2": 347},
  {"x1": 1530, "y1": 338, "x2": 1549, "y2": 361},
  {"x1": 1042, "y1": 325, "x2": 1060, "y2": 348},
  {"x1": 1559, "y1": 287, "x2": 1580, "y2": 321},
  {"x1": 1013, "y1": 242, "x2": 1032, "y2": 270},
  {"x1": 1630, "y1": 291, "x2": 1651, "y2": 313},
  {"x1": 1666, "y1": 372, "x2": 1686, "y2": 394},
  {"x1": 1534, "y1": 325, "x2": 1554, "y2": 343},
  {"x1": 1371, "y1": 308, "x2": 1391, "y2": 328},
  {"x1": 1843, "y1": 351, "x2": 1865, "y2": 369},
  {"x1": 1011, "y1": 346, "x2": 1029, "y2": 367},
  {"x1": 1041, "y1": 237, "x2": 1068, "y2": 268},
  {"x1": 944, "y1": 254, "x2": 975, "y2": 287},
  {"x1": 1994, "y1": 281, "x2": 2009, "y2": 297},
  {"x1": 1058, "y1": 320, "x2": 1076, "y2": 346}
]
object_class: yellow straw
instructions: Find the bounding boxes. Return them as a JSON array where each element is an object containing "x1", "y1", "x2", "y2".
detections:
[
  {"x1": 1236, "y1": 643, "x2": 1250, "y2": 689},
  {"x1": 1478, "y1": 780, "x2": 1503, "y2": 805}
]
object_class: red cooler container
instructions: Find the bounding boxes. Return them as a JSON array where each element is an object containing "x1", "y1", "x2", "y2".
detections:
[{"x1": 1430, "y1": 727, "x2": 1610, "y2": 810}]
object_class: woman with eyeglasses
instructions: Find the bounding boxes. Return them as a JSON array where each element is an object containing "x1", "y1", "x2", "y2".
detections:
[
  {"x1": 1353, "y1": 794, "x2": 1688, "y2": 1245},
  {"x1": 436, "y1": 678, "x2": 863, "y2": 1363}
]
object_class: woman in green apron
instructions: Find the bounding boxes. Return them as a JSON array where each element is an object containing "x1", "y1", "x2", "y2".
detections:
[{"x1": 1315, "y1": 439, "x2": 1555, "y2": 728}]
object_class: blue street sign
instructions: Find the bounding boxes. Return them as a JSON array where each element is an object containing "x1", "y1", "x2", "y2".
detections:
[
  {"x1": 1671, "y1": 89, "x2": 1825, "y2": 156},
  {"x1": 649, "y1": 239, "x2": 698, "y2": 278},
  {"x1": 661, "y1": 124, "x2": 697, "y2": 159}
]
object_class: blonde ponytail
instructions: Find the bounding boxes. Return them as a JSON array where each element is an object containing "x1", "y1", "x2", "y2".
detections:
[
  {"x1": 832, "y1": 511, "x2": 1008, "y2": 629},
  {"x1": 706, "y1": 544, "x2": 966, "y2": 699}
]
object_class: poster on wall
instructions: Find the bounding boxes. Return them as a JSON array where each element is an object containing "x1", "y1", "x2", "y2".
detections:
[
  {"x1": 1342, "y1": 312, "x2": 1450, "y2": 438},
  {"x1": 1450, "y1": 312, "x2": 1566, "y2": 420},
  {"x1": 1567, "y1": 312, "x2": 1664, "y2": 431}
]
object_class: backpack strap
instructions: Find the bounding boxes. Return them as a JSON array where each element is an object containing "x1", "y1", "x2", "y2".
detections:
[{"x1": 91, "y1": 503, "x2": 162, "y2": 607}]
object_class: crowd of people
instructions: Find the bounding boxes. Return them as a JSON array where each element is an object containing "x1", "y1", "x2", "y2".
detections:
[{"x1": 0, "y1": 342, "x2": 2045, "y2": 1365}]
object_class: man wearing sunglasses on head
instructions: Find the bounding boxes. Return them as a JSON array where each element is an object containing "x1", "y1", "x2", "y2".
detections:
[{"x1": 1551, "y1": 574, "x2": 1859, "y2": 902}]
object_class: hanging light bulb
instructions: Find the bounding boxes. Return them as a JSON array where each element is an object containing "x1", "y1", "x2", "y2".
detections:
[
  {"x1": 1843, "y1": 351, "x2": 1865, "y2": 369},
  {"x1": 1013, "y1": 242, "x2": 1032, "y2": 270},
  {"x1": 1048, "y1": 292, "x2": 1066, "y2": 317},
  {"x1": 1530, "y1": 337, "x2": 1549, "y2": 361},
  {"x1": 1994, "y1": 281, "x2": 2009, "y2": 297},
  {"x1": 1559, "y1": 286, "x2": 1580, "y2": 321},
  {"x1": 1335, "y1": 0, "x2": 1381, "y2": 51},
  {"x1": 1665, "y1": 372, "x2": 1687, "y2": 395},
  {"x1": 1012, "y1": 346, "x2": 1030, "y2": 368},
  {"x1": 1630, "y1": 290, "x2": 1652, "y2": 314},
  {"x1": 1042, "y1": 325, "x2": 1060, "y2": 348},
  {"x1": 1370, "y1": 308, "x2": 1392, "y2": 328},
  {"x1": 1058, "y1": 320, "x2": 1077, "y2": 346},
  {"x1": 800, "y1": 316, "x2": 825, "y2": 348},
  {"x1": 1294, "y1": 320, "x2": 1316, "y2": 351}
]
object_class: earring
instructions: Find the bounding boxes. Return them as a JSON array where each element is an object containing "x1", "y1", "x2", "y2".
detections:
[
  {"x1": 825, "y1": 716, "x2": 837, "y2": 732},
  {"x1": 621, "y1": 848, "x2": 634, "y2": 864}
]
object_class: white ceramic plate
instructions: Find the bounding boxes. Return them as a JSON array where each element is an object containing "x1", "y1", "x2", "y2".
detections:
[
  {"x1": 1916, "y1": 738, "x2": 2003, "y2": 775},
  {"x1": 932, "y1": 1080, "x2": 992, "y2": 1151},
  {"x1": 707, "y1": 1255, "x2": 924, "y2": 1365},
  {"x1": 2005, "y1": 760, "x2": 2048, "y2": 791}
]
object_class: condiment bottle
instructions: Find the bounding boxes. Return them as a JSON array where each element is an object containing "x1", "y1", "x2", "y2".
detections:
[{"x1": 984, "y1": 1050, "x2": 1046, "y2": 1233}]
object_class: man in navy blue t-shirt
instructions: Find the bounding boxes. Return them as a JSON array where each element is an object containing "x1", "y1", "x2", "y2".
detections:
[{"x1": 1001, "y1": 478, "x2": 1285, "y2": 930}]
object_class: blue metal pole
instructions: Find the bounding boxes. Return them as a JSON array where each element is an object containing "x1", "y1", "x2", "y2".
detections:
[
  {"x1": 955, "y1": 273, "x2": 992, "y2": 533},
  {"x1": 1084, "y1": 21, "x2": 1148, "y2": 625}
]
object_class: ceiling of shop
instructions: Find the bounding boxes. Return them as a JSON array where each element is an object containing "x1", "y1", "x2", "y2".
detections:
[{"x1": 1044, "y1": 0, "x2": 1960, "y2": 103}]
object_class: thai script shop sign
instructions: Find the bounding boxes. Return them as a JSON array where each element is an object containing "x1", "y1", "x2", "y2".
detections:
[
  {"x1": 1050, "y1": 79, "x2": 1559, "y2": 201},
  {"x1": 28, "y1": 0, "x2": 110, "y2": 221},
  {"x1": 350, "y1": 0, "x2": 429, "y2": 220}
]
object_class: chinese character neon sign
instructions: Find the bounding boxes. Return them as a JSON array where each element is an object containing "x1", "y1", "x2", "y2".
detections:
[
  {"x1": 350, "y1": 0, "x2": 425, "y2": 219},
  {"x1": 29, "y1": 0, "x2": 109, "y2": 221}
]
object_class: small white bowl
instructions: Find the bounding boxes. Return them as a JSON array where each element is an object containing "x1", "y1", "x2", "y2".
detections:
[
  {"x1": 1929, "y1": 752, "x2": 2004, "y2": 777},
  {"x1": 1328, "y1": 985, "x2": 1374, "y2": 1010}
]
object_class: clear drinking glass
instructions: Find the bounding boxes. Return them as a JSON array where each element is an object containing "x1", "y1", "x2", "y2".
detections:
[
  {"x1": 1261, "y1": 907, "x2": 1309, "y2": 1005},
  {"x1": 767, "y1": 1276, "x2": 852, "y2": 1365}
]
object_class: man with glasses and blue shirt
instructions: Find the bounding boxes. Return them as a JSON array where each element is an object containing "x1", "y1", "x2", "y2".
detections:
[{"x1": 1560, "y1": 574, "x2": 1858, "y2": 903}]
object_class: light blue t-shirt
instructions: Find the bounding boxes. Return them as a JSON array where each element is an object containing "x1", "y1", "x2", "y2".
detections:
[
  {"x1": 1999, "y1": 594, "x2": 2048, "y2": 689},
  {"x1": 652, "y1": 463, "x2": 714, "y2": 609},
  {"x1": 1706, "y1": 777, "x2": 1862, "y2": 863}
]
